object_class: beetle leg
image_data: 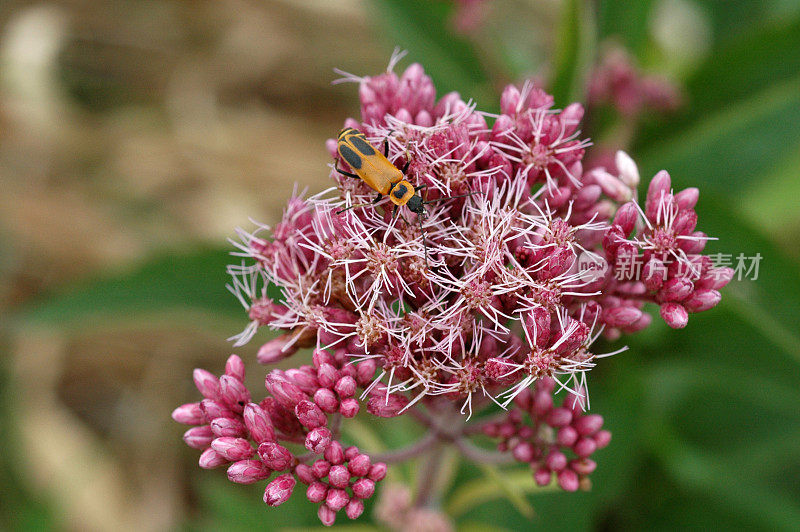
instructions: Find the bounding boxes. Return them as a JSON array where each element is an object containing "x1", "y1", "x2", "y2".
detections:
[
  {"x1": 336, "y1": 194, "x2": 382, "y2": 215},
  {"x1": 383, "y1": 138, "x2": 390, "y2": 158},
  {"x1": 334, "y1": 161, "x2": 359, "y2": 179}
]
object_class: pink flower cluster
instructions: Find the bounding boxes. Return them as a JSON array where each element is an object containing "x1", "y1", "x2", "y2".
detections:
[
  {"x1": 174, "y1": 52, "x2": 729, "y2": 525},
  {"x1": 483, "y1": 377, "x2": 610, "y2": 492},
  {"x1": 587, "y1": 47, "x2": 682, "y2": 117},
  {"x1": 172, "y1": 353, "x2": 388, "y2": 526}
]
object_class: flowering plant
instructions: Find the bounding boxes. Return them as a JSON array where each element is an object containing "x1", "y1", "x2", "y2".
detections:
[{"x1": 172, "y1": 51, "x2": 730, "y2": 527}]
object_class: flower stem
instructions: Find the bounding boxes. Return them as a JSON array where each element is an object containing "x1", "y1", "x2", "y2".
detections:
[
  {"x1": 414, "y1": 443, "x2": 446, "y2": 508},
  {"x1": 370, "y1": 432, "x2": 440, "y2": 464}
]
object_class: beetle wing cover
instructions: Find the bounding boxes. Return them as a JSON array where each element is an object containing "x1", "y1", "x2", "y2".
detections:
[{"x1": 339, "y1": 131, "x2": 401, "y2": 195}]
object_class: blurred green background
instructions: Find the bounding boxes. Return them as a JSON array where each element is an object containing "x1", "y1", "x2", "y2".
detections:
[{"x1": 2, "y1": 0, "x2": 799, "y2": 530}]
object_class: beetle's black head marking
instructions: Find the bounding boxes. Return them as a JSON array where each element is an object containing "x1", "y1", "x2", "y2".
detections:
[
  {"x1": 338, "y1": 144, "x2": 362, "y2": 169},
  {"x1": 407, "y1": 194, "x2": 424, "y2": 214}
]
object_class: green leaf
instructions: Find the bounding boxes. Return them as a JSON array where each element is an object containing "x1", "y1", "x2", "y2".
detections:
[
  {"x1": 636, "y1": 15, "x2": 800, "y2": 148},
  {"x1": 638, "y1": 75, "x2": 800, "y2": 197},
  {"x1": 446, "y1": 469, "x2": 555, "y2": 518},
  {"x1": 549, "y1": 0, "x2": 596, "y2": 107},
  {"x1": 653, "y1": 428, "x2": 800, "y2": 531},
  {"x1": 14, "y1": 247, "x2": 243, "y2": 329},
  {"x1": 596, "y1": 0, "x2": 654, "y2": 54}
]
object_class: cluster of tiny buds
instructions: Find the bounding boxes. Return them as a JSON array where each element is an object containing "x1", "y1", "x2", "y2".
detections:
[
  {"x1": 482, "y1": 378, "x2": 609, "y2": 491},
  {"x1": 587, "y1": 46, "x2": 682, "y2": 117},
  {"x1": 602, "y1": 169, "x2": 733, "y2": 331},
  {"x1": 172, "y1": 353, "x2": 388, "y2": 526}
]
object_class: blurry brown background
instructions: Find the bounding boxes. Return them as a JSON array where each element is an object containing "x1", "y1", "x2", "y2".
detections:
[{"x1": 1, "y1": 2, "x2": 390, "y2": 530}]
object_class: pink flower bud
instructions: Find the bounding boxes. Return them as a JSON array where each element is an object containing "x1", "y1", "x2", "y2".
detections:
[
  {"x1": 557, "y1": 426, "x2": 579, "y2": 447},
  {"x1": 334, "y1": 376, "x2": 357, "y2": 398},
  {"x1": 646, "y1": 170, "x2": 672, "y2": 218},
  {"x1": 594, "y1": 430, "x2": 612, "y2": 449},
  {"x1": 257, "y1": 442, "x2": 294, "y2": 470},
  {"x1": 199, "y1": 448, "x2": 227, "y2": 469},
  {"x1": 574, "y1": 184, "x2": 602, "y2": 210},
  {"x1": 265, "y1": 372, "x2": 308, "y2": 409},
  {"x1": 557, "y1": 468, "x2": 579, "y2": 492},
  {"x1": 257, "y1": 335, "x2": 298, "y2": 365},
  {"x1": 224, "y1": 354, "x2": 245, "y2": 382},
  {"x1": 317, "y1": 363, "x2": 340, "y2": 389},
  {"x1": 243, "y1": 403, "x2": 275, "y2": 443},
  {"x1": 367, "y1": 394, "x2": 409, "y2": 417},
  {"x1": 339, "y1": 398, "x2": 360, "y2": 418},
  {"x1": 546, "y1": 407, "x2": 574, "y2": 428},
  {"x1": 603, "y1": 306, "x2": 643, "y2": 328},
  {"x1": 512, "y1": 442, "x2": 535, "y2": 462},
  {"x1": 193, "y1": 369, "x2": 220, "y2": 400},
  {"x1": 674, "y1": 187, "x2": 699, "y2": 211},
  {"x1": 356, "y1": 359, "x2": 376, "y2": 386},
  {"x1": 485, "y1": 358, "x2": 517, "y2": 385},
  {"x1": 183, "y1": 425, "x2": 214, "y2": 449},
  {"x1": 295, "y1": 463, "x2": 315, "y2": 484},
  {"x1": 673, "y1": 210, "x2": 698, "y2": 236},
  {"x1": 318, "y1": 504, "x2": 337, "y2": 526},
  {"x1": 643, "y1": 258, "x2": 667, "y2": 291},
  {"x1": 615, "y1": 150, "x2": 639, "y2": 187},
  {"x1": 573, "y1": 414, "x2": 604, "y2": 436},
  {"x1": 306, "y1": 481, "x2": 328, "y2": 503},
  {"x1": 284, "y1": 368, "x2": 320, "y2": 394},
  {"x1": 345, "y1": 499, "x2": 365, "y2": 520},
  {"x1": 211, "y1": 417, "x2": 247, "y2": 437},
  {"x1": 326, "y1": 488, "x2": 350, "y2": 511},
  {"x1": 348, "y1": 454, "x2": 371, "y2": 477},
  {"x1": 573, "y1": 437, "x2": 597, "y2": 457},
  {"x1": 660, "y1": 302, "x2": 689, "y2": 328},
  {"x1": 227, "y1": 459, "x2": 271, "y2": 484},
  {"x1": 351, "y1": 478, "x2": 375, "y2": 499},
  {"x1": 500, "y1": 84, "x2": 521, "y2": 115},
  {"x1": 534, "y1": 467, "x2": 552, "y2": 486},
  {"x1": 696, "y1": 267, "x2": 733, "y2": 290},
  {"x1": 264, "y1": 473, "x2": 296, "y2": 506},
  {"x1": 295, "y1": 400, "x2": 327, "y2": 429},
  {"x1": 172, "y1": 402, "x2": 205, "y2": 425},
  {"x1": 314, "y1": 388, "x2": 339, "y2": 413},
  {"x1": 305, "y1": 427, "x2": 333, "y2": 454},
  {"x1": 368, "y1": 462, "x2": 388, "y2": 482},
  {"x1": 200, "y1": 399, "x2": 235, "y2": 421},
  {"x1": 570, "y1": 458, "x2": 597, "y2": 475},
  {"x1": 545, "y1": 450, "x2": 567, "y2": 471},
  {"x1": 588, "y1": 168, "x2": 632, "y2": 202},
  {"x1": 219, "y1": 375, "x2": 250, "y2": 412},
  {"x1": 328, "y1": 465, "x2": 350, "y2": 488},
  {"x1": 532, "y1": 390, "x2": 553, "y2": 417},
  {"x1": 211, "y1": 437, "x2": 254, "y2": 461},
  {"x1": 613, "y1": 202, "x2": 638, "y2": 235},
  {"x1": 344, "y1": 445, "x2": 361, "y2": 462},
  {"x1": 312, "y1": 459, "x2": 331, "y2": 479},
  {"x1": 324, "y1": 441, "x2": 345, "y2": 465},
  {"x1": 683, "y1": 289, "x2": 721, "y2": 312}
]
